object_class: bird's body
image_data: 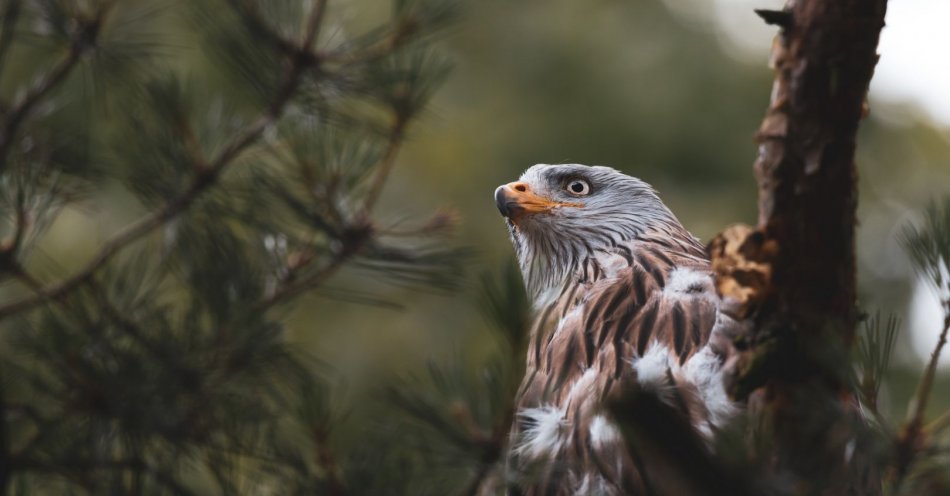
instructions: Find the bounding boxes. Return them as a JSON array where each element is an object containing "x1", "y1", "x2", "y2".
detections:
[{"x1": 494, "y1": 164, "x2": 738, "y2": 495}]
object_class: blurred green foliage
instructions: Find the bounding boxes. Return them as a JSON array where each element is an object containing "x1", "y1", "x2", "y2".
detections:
[{"x1": 0, "y1": 0, "x2": 948, "y2": 493}]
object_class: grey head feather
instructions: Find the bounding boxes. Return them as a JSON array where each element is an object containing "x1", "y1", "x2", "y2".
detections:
[{"x1": 502, "y1": 164, "x2": 690, "y2": 303}]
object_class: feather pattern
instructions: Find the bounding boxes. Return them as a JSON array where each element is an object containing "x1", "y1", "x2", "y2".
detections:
[{"x1": 496, "y1": 164, "x2": 739, "y2": 495}]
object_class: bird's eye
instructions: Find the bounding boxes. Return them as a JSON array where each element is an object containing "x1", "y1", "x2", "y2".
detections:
[{"x1": 566, "y1": 179, "x2": 591, "y2": 196}]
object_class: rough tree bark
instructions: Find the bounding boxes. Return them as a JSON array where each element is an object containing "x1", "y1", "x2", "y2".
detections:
[{"x1": 709, "y1": 0, "x2": 887, "y2": 493}]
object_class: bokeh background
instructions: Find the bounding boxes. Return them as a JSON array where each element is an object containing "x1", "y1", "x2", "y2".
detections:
[{"x1": 45, "y1": 0, "x2": 950, "y2": 426}]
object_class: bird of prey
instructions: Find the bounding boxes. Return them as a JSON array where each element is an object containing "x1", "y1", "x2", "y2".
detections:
[{"x1": 494, "y1": 164, "x2": 739, "y2": 495}]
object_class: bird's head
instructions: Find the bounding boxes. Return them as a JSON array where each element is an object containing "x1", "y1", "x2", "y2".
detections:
[{"x1": 495, "y1": 164, "x2": 680, "y2": 301}]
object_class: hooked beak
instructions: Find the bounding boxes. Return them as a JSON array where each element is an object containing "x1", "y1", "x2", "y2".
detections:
[{"x1": 494, "y1": 182, "x2": 581, "y2": 225}]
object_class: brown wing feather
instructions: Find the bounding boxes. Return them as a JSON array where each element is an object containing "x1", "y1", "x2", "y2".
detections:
[{"x1": 510, "y1": 236, "x2": 726, "y2": 495}]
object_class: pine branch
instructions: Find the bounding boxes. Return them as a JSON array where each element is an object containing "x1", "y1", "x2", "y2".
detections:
[
  {"x1": 253, "y1": 110, "x2": 413, "y2": 312},
  {"x1": 0, "y1": 1, "x2": 459, "y2": 492},
  {"x1": 895, "y1": 303, "x2": 950, "y2": 485},
  {"x1": 856, "y1": 312, "x2": 901, "y2": 412},
  {"x1": 0, "y1": 0, "x2": 330, "y2": 322},
  {"x1": 0, "y1": 195, "x2": 28, "y2": 273},
  {"x1": 893, "y1": 198, "x2": 950, "y2": 486},
  {"x1": 360, "y1": 117, "x2": 407, "y2": 215},
  {"x1": 301, "y1": 0, "x2": 328, "y2": 50},
  {"x1": 909, "y1": 306, "x2": 950, "y2": 427},
  {"x1": 0, "y1": 3, "x2": 113, "y2": 173},
  {"x1": 252, "y1": 249, "x2": 353, "y2": 312},
  {"x1": 321, "y1": 19, "x2": 418, "y2": 67},
  {"x1": 224, "y1": 0, "x2": 302, "y2": 56},
  {"x1": 13, "y1": 457, "x2": 198, "y2": 496}
]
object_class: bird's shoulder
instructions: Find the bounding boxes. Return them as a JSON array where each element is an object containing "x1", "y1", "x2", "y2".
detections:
[
  {"x1": 582, "y1": 237, "x2": 719, "y2": 360},
  {"x1": 509, "y1": 234, "x2": 740, "y2": 496},
  {"x1": 521, "y1": 236, "x2": 721, "y2": 402}
]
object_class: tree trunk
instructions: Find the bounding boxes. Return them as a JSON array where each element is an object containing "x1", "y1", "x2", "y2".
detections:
[{"x1": 710, "y1": 0, "x2": 887, "y2": 493}]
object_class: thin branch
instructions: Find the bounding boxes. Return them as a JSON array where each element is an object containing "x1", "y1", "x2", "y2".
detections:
[
  {"x1": 360, "y1": 117, "x2": 406, "y2": 214},
  {"x1": 301, "y1": 0, "x2": 328, "y2": 50},
  {"x1": 224, "y1": 0, "x2": 303, "y2": 57},
  {"x1": 890, "y1": 299, "x2": 950, "y2": 489},
  {"x1": 8, "y1": 191, "x2": 27, "y2": 255},
  {"x1": 224, "y1": 0, "x2": 327, "y2": 68},
  {"x1": 0, "y1": 4, "x2": 112, "y2": 173},
  {"x1": 0, "y1": 49, "x2": 81, "y2": 171},
  {"x1": 253, "y1": 108, "x2": 410, "y2": 312},
  {"x1": 894, "y1": 301, "x2": 950, "y2": 484},
  {"x1": 908, "y1": 303, "x2": 950, "y2": 427},
  {"x1": 0, "y1": 176, "x2": 211, "y2": 319},
  {"x1": 252, "y1": 251, "x2": 351, "y2": 313},
  {"x1": 320, "y1": 21, "x2": 417, "y2": 67},
  {"x1": 0, "y1": 1, "x2": 330, "y2": 322},
  {"x1": 0, "y1": 193, "x2": 28, "y2": 273}
]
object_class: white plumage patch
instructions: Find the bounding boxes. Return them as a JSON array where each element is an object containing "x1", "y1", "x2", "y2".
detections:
[
  {"x1": 588, "y1": 415, "x2": 621, "y2": 449},
  {"x1": 681, "y1": 346, "x2": 738, "y2": 436},
  {"x1": 631, "y1": 342, "x2": 738, "y2": 438},
  {"x1": 515, "y1": 406, "x2": 569, "y2": 458},
  {"x1": 663, "y1": 267, "x2": 716, "y2": 303},
  {"x1": 594, "y1": 251, "x2": 631, "y2": 279},
  {"x1": 630, "y1": 342, "x2": 678, "y2": 390}
]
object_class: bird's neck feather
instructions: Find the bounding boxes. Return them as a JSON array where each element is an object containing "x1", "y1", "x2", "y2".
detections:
[
  {"x1": 518, "y1": 236, "x2": 611, "y2": 308},
  {"x1": 516, "y1": 222, "x2": 700, "y2": 308}
]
